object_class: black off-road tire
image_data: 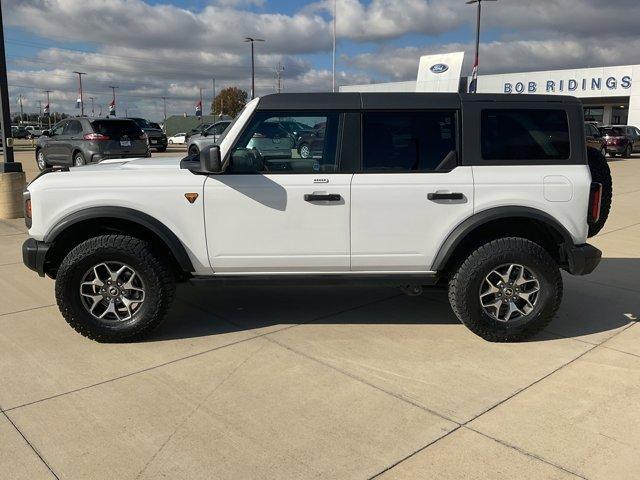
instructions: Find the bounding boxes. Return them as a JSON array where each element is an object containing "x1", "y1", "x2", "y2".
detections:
[
  {"x1": 55, "y1": 235, "x2": 175, "y2": 342},
  {"x1": 448, "y1": 237, "x2": 563, "y2": 342},
  {"x1": 587, "y1": 146, "x2": 612, "y2": 237}
]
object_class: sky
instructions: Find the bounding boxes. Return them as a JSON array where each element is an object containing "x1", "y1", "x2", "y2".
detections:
[{"x1": 3, "y1": 0, "x2": 640, "y2": 121}]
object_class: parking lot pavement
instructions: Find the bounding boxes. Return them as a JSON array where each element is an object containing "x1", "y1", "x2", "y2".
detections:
[{"x1": 0, "y1": 158, "x2": 639, "y2": 479}]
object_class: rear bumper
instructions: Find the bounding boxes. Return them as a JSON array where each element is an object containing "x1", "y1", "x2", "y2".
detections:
[
  {"x1": 22, "y1": 238, "x2": 50, "y2": 277},
  {"x1": 564, "y1": 243, "x2": 601, "y2": 276}
]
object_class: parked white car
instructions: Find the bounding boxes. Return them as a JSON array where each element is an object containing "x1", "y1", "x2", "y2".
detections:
[
  {"x1": 168, "y1": 132, "x2": 186, "y2": 144},
  {"x1": 23, "y1": 93, "x2": 611, "y2": 343}
]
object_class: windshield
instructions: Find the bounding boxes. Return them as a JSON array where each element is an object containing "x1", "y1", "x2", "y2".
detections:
[{"x1": 131, "y1": 118, "x2": 152, "y2": 129}]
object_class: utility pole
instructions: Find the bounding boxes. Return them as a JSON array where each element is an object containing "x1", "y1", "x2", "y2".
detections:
[
  {"x1": 275, "y1": 62, "x2": 285, "y2": 93},
  {"x1": 89, "y1": 96, "x2": 95, "y2": 117},
  {"x1": 245, "y1": 37, "x2": 265, "y2": 99},
  {"x1": 73, "y1": 71, "x2": 86, "y2": 115},
  {"x1": 332, "y1": 0, "x2": 337, "y2": 92},
  {"x1": 109, "y1": 86, "x2": 118, "y2": 116},
  {"x1": 18, "y1": 94, "x2": 24, "y2": 123},
  {"x1": 211, "y1": 78, "x2": 216, "y2": 114},
  {"x1": 466, "y1": 0, "x2": 496, "y2": 93}
]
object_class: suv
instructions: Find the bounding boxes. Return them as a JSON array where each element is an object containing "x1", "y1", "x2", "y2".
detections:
[
  {"x1": 186, "y1": 120, "x2": 231, "y2": 156},
  {"x1": 600, "y1": 125, "x2": 640, "y2": 158},
  {"x1": 22, "y1": 93, "x2": 610, "y2": 343},
  {"x1": 585, "y1": 122, "x2": 606, "y2": 157},
  {"x1": 35, "y1": 118, "x2": 149, "y2": 170},
  {"x1": 128, "y1": 117, "x2": 168, "y2": 152}
]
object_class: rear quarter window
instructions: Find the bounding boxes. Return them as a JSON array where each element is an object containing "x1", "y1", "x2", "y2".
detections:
[{"x1": 481, "y1": 109, "x2": 570, "y2": 161}]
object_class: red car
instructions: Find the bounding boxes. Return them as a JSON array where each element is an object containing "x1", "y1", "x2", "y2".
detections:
[{"x1": 599, "y1": 125, "x2": 639, "y2": 158}]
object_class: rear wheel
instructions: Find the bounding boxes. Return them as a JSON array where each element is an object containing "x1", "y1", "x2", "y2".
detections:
[
  {"x1": 587, "y1": 146, "x2": 613, "y2": 237},
  {"x1": 624, "y1": 144, "x2": 632, "y2": 158},
  {"x1": 156, "y1": 146, "x2": 167, "y2": 153},
  {"x1": 55, "y1": 235, "x2": 175, "y2": 342},
  {"x1": 448, "y1": 237, "x2": 562, "y2": 342},
  {"x1": 73, "y1": 151, "x2": 86, "y2": 166}
]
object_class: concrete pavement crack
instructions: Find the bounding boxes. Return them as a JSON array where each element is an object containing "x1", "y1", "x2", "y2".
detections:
[{"x1": 1, "y1": 409, "x2": 60, "y2": 480}]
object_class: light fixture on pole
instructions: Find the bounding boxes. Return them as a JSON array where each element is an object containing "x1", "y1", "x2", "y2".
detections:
[
  {"x1": 466, "y1": 0, "x2": 496, "y2": 93},
  {"x1": 73, "y1": 71, "x2": 86, "y2": 115},
  {"x1": 245, "y1": 37, "x2": 265, "y2": 100}
]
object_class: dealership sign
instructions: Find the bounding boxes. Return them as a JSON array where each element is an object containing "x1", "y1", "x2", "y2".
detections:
[{"x1": 504, "y1": 75, "x2": 632, "y2": 94}]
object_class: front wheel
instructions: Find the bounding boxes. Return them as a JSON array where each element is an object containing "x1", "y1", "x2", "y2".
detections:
[
  {"x1": 188, "y1": 145, "x2": 199, "y2": 157},
  {"x1": 55, "y1": 235, "x2": 175, "y2": 342},
  {"x1": 624, "y1": 145, "x2": 632, "y2": 158},
  {"x1": 36, "y1": 149, "x2": 48, "y2": 171},
  {"x1": 298, "y1": 143, "x2": 311, "y2": 159},
  {"x1": 448, "y1": 237, "x2": 562, "y2": 342}
]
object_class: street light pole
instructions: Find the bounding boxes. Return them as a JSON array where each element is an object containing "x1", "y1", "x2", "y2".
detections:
[
  {"x1": 332, "y1": 0, "x2": 337, "y2": 92},
  {"x1": 466, "y1": 0, "x2": 496, "y2": 93},
  {"x1": 89, "y1": 96, "x2": 95, "y2": 117},
  {"x1": 73, "y1": 71, "x2": 87, "y2": 115},
  {"x1": 245, "y1": 37, "x2": 265, "y2": 100},
  {"x1": 0, "y1": 0, "x2": 19, "y2": 170},
  {"x1": 162, "y1": 96, "x2": 167, "y2": 122}
]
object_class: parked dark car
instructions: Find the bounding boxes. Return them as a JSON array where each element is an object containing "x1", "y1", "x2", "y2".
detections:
[
  {"x1": 277, "y1": 119, "x2": 314, "y2": 144},
  {"x1": 127, "y1": 117, "x2": 167, "y2": 152},
  {"x1": 11, "y1": 125, "x2": 30, "y2": 139},
  {"x1": 599, "y1": 125, "x2": 639, "y2": 158},
  {"x1": 296, "y1": 122, "x2": 326, "y2": 159},
  {"x1": 585, "y1": 122, "x2": 606, "y2": 156},
  {"x1": 35, "y1": 118, "x2": 149, "y2": 170}
]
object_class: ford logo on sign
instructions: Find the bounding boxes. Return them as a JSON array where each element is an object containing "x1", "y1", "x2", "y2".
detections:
[{"x1": 430, "y1": 63, "x2": 449, "y2": 74}]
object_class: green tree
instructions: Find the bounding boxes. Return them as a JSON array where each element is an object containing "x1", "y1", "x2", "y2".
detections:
[{"x1": 211, "y1": 87, "x2": 248, "y2": 118}]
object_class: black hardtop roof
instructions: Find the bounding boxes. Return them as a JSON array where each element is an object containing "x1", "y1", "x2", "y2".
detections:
[{"x1": 256, "y1": 92, "x2": 582, "y2": 111}]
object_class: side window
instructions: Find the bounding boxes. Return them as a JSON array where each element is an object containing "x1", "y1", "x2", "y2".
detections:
[
  {"x1": 64, "y1": 120, "x2": 83, "y2": 136},
  {"x1": 212, "y1": 123, "x2": 227, "y2": 135},
  {"x1": 51, "y1": 122, "x2": 66, "y2": 136},
  {"x1": 362, "y1": 111, "x2": 457, "y2": 172},
  {"x1": 481, "y1": 109, "x2": 570, "y2": 161},
  {"x1": 228, "y1": 112, "x2": 339, "y2": 173}
]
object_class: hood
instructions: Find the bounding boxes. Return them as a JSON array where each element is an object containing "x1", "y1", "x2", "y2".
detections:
[{"x1": 70, "y1": 156, "x2": 183, "y2": 172}]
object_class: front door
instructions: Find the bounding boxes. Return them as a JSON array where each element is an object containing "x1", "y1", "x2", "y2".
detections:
[
  {"x1": 351, "y1": 110, "x2": 474, "y2": 271},
  {"x1": 204, "y1": 111, "x2": 351, "y2": 273}
]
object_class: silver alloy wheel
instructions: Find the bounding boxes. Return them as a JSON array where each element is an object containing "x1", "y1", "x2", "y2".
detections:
[
  {"x1": 74, "y1": 154, "x2": 84, "y2": 166},
  {"x1": 479, "y1": 263, "x2": 540, "y2": 322},
  {"x1": 37, "y1": 151, "x2": 46, "y2": 170},
  {"x1": 80, "y1": 262, "x2": 146, "y2": 322},
  {"x1": 299, "y1": 144, "x2": 311, "y2": 158}
]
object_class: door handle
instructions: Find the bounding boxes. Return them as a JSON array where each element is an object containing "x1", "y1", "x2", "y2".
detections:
[
  {"x1": 304, "y1": 193, "x2": 342, "y2": 202},
  {"x1": 428, "y1": 192, "x2": 464, "y2": 201}
]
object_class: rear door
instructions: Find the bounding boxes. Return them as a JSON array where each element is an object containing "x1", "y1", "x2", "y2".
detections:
[
  {"x1": 61, "y1": 120, "x2": 84, "y2": 163},
  {"x1": 204, "y1": 110, "x2": 351, "y2": 273},
  {"x1": 43, "y1": 121, "x2": 68, "y2": 162},
  {"x1": 351, "y1": 105, "x2": 474, "y2": 271}
]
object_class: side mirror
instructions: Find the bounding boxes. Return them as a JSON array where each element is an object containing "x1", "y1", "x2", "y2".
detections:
[{"x1": 201, "y1": 145, "x2": 222, "y2": 173}]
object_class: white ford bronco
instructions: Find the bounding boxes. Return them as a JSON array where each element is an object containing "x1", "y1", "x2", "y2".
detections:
[{"x1": 23, "y1": 93, "x2": 611, "y2": 343}]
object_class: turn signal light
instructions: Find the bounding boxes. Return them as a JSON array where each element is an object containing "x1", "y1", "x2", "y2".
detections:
[{"x1": 25, "y1": 199, "x2": 32, "y2": 219}]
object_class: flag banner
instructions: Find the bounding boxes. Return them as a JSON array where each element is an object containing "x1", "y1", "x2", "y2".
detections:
[
  {"x1": 76, "y1": 97, "x2": 82, "y2": 109},
  {"x1": 43, "y1": 103, "x2": 50, "y2": 116},
  {"x1": 109, "y1": 100, "x2": 116, "y2": 116},
  {"x1": 468, "y1": 62, "x2": 478, "y2": 93},
  {"x1": 195, "y1": 100, "x2": 202, "y2": 117}
]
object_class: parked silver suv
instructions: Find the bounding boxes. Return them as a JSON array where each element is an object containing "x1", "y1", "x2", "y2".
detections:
[{"x1": 187, "y1": 120, "x2": 231, "y2": 156}]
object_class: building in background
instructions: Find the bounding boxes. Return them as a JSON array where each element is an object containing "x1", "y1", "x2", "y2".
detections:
[{"x1": 341, "y1": 54, "x2": 639, "y2": 127}]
